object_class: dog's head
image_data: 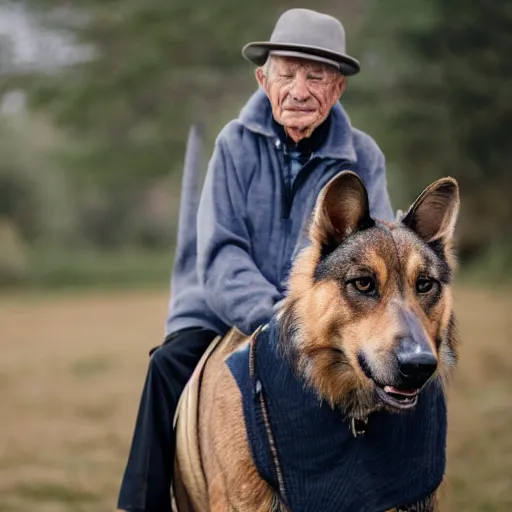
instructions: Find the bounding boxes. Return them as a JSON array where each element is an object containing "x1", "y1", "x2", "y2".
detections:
[{"x1": 280, "y1": 171, "x2": 460, "y2": 418}]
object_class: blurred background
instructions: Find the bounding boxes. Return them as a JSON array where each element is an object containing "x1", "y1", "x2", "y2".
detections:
[{"x1": 0, "y1": 1, "x2": 510, "y2": 511}]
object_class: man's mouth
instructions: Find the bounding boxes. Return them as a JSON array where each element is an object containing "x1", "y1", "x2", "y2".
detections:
[
  {"x1": 285, "y1": 107, "x2": 315, "y2": 113},
  {"x1": 375, "y1": 384, "x2": 420, "y2": 410}
]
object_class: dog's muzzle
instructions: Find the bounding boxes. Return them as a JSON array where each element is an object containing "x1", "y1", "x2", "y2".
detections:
[
  {"x1": 376, "y1": 337, "x2": 437, "y2": 410},
  {"x1": 358, "y1": 335, "x2": 438, "y2": 410}
]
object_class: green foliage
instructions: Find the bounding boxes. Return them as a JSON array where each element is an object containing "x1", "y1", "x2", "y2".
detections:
[
  {"x1": 9, "y1": 246, "x2": 173, "y2": 290},
  {"x1": 0, "y1": 116, "x2": 79, "y2": 245},
  {"x1": 26, "y1": 0, "x2": 301, "y2": 191},
  {"x1": 1, "y1": 0, "x2": 510, "y2": 288},
  {"x1": 10, "y1": 1, "x2": 319, "y2": 281},
  {"x1": 352, "y1": 0, "x2": 512, "y2": 262}
]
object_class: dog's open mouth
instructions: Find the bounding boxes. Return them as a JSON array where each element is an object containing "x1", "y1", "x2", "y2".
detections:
[
  {"x1": 375, "y1": 385, "x2": 420, "y2": 409},
  {"x1": 357, "y1": 353, "x2": 422, "y2": 410}
]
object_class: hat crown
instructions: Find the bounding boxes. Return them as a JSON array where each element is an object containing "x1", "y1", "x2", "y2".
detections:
[
  {"x1": 241, "y1": 8, "x2": 360, "y2": 75},
  {"x1": 270, "y1": 9, "x2": 346, "y2": 54}
]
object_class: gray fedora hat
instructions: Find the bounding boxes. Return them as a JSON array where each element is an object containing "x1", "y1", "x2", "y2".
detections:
[{"x1": 242, "y1": 8, "x2": 360, "y2": 76}]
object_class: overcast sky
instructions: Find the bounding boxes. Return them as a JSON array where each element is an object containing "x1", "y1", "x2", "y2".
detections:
[{"x1": 0, "y1": 1, "x2": 93, "y2": 76}]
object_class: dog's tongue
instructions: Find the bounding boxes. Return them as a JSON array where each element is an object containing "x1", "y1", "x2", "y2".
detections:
[{"x1": 384, "y1": 386, "x2": 419, "y2": 397}]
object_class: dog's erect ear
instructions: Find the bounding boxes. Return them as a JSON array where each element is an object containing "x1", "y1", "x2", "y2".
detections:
[
  {"x1": 311, "y1": 171, "x2": 373, "y2": 249},
  {"x1": 402, "y1": 177, "x2": 460, "y2": 254}
]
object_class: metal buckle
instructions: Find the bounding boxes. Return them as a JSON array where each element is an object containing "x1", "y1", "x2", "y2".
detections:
[{"x1": 350, "y1": 417, "x2": 368, "y2": 438}]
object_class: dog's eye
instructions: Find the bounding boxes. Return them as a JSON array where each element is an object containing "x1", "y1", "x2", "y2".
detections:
[
  {"x1": 416, "y1": 277, "x2": 435, "y2": 294},
  {"x1": 353, "y1": 277, "x2": 376, "y2": 295}
]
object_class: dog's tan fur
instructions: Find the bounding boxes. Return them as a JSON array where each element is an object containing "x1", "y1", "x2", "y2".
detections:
[
  {"x1": 174, "y1": 172, "x2": 460, "y2": 511},
  {"x1": 194, "y1": 332, "x2": 277, "y2": 511}
]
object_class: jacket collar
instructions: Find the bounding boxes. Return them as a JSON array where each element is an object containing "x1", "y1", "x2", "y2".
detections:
[{"x1": 238, "y1": 87, "x2": 357, "y2": 162}]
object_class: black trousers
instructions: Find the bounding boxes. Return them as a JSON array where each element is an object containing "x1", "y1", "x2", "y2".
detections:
[{"x1": 117, "y1": 327, "x2": 218, "y2": 512}]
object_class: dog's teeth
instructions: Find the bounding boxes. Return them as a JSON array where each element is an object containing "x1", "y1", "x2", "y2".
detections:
[{"x1": 383, "y1": 386, "x2": 418, "y2": 397}]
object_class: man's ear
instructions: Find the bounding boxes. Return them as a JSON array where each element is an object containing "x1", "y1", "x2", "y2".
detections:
[
  {"x1": 337, "y1": 75, "x2": 347, "y2": 99},
  {"x1": 255, "y1": 67, "x2": 265, "y2": 88}
]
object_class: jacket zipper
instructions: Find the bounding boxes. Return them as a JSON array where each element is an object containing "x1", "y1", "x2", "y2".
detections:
[
  {"x1": 275, "y1": 140, "x2": 321, "y2": 286},
  {"x1": 274, "y1": 137, "x2": 350, "y2": 287},
  {"x1": 274, "y1": 140, "x2": 292, "y2": 287}
]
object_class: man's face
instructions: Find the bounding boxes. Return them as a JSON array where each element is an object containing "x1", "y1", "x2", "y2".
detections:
[{"x1": 256, "y1": 56, "x2": 346, "y2": 142}]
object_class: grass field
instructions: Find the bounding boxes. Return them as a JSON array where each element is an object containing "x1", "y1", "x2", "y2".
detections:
[{"x1": 1, "y1": 285, "x2": 511, "y2": 511}]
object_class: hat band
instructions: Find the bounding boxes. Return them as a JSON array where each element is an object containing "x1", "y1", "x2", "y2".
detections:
[{"x1": 268, "y1": 50, "x2": 341, "y2": 70}]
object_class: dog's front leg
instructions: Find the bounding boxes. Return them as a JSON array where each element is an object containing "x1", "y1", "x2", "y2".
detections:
[
  {"x1": 207, "y1": 475, "x2": 236, "y2": 512},
  {"x1": 208, "y1": 473, "x2": 280, "y2": 512}
]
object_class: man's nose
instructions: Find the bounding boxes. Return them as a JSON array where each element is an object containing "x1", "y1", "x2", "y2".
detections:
[{"x1": 290, "y1": 74, "x2": 310, "y2": 102}]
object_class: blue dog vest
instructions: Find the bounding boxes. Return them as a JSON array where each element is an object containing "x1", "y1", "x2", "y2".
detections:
[{"x1": 226, "y1": 319, "x2": 447, "y2": 512}]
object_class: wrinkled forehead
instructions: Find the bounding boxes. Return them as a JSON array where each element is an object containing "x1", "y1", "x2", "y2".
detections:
[{"x1": 316, "y1": 226, "x2": 451, "y2": 283}]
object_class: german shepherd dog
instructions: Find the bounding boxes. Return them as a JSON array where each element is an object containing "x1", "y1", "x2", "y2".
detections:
[{"x1": 173, "y1": 165, "x2": 460, "y2": 511}]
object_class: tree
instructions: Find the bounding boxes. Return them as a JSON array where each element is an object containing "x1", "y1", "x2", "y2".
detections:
[
  {"x1": 354, "y1": 0, "x2": 512, "y2": 265},
  {"x1": 16, "y1": 1, "x2": 364, "y2": 249},
  {"x1": 24, "y1": 0, "x2": 303, "y2": 191},
  {"x1": 13, "y1": 1, "x2": 304, "y2": 246}
]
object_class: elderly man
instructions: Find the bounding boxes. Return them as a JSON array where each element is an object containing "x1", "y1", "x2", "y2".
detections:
[{"x1": 118, "y1": 8, "x2": 393, "y2": 512}]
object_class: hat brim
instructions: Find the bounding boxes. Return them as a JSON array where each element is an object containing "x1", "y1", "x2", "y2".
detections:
[{"x1": 242, "y1": 42, "x2": 360, "y2": 76}]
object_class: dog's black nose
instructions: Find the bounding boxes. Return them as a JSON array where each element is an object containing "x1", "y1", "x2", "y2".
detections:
[{"x1": 396, "y1": 337, "x2": 437, "y2": 389}]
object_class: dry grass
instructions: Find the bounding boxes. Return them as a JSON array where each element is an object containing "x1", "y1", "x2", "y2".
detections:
[{"x1": 0, "y1": 286, "x2": 511, "y2": 511}]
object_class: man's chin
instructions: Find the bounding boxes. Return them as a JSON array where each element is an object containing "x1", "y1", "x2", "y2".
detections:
[
  {"x1": 280, "y1": 112, "x2": 319, "y2": 130},
  {"x1": 280, "y1": 118, "x2": 321, "y2": 141}
]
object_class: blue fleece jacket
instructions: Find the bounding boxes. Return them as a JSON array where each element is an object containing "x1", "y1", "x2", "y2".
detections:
[
  {"x1": 165, "y1": 125, "x2": 230, "y2": 337},
  {"x1": 166, "y1": 88, "x2": 393, "y2": 337}
]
